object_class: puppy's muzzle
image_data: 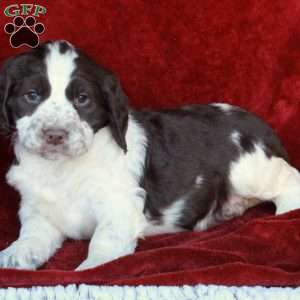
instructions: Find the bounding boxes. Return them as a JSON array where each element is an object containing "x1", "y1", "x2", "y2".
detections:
[{"x1": 42, "y1": 128, "x2": 69, "y2": 146}]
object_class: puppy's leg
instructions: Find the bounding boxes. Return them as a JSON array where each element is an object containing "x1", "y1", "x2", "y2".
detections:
[
  {"x1": 76, "y1": 196, "x2": 146, "y2": 271},
  {"x1": 272, "y1": 164, "x2": 300, "y2": 214},
  {"x1": 229, "y1": 144, "x2": 300, "y2": 215},
  {"x1": 0, "y1": 215, "x2": 64, "y2": 270}
]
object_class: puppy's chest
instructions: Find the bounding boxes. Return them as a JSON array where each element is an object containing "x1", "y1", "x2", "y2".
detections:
[
  {"x1": 35, "y1": 179, "x2": 97, "y2": 239},
  {"x1": 7, "y1": 154, "x2": 134, "y2": 239}
]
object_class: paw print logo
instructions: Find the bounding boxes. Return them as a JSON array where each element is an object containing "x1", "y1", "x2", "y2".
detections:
[{"x1": 4, "y1": 16, "x2": 45, "y2": 48}]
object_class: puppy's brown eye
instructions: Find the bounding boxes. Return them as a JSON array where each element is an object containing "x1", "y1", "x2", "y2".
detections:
[
  {"x1": 74, "y1": 93, "x2": 90, "y2": 107},
  {"x1": 24, "y1": 90, "x2": 41, "y2": 104}
]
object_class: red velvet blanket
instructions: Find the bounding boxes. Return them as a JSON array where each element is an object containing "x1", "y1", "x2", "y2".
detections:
[{"x1": 1, "y1": 0, "x2": 300, "y2": 288}]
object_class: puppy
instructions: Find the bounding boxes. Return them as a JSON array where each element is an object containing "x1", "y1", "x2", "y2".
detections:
[{"x1": 0, "y1": 40, "x2": 299, "y2": 270}]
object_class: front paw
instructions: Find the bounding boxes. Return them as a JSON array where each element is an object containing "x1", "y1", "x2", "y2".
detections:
[
  {"x1": 75, "y1": 258, "x2": 103, "y2": 271},
  {"x1": 0, "y1": 241, "x2": 43, "y2": 270}
]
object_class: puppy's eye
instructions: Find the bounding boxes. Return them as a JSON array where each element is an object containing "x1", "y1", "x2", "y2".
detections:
[
  {"x1": 74, "y1": 93, "x2": 90, "y2": 107},
  {"x1": 24, "y1": 90, "x2": 41, "y2": 104}
]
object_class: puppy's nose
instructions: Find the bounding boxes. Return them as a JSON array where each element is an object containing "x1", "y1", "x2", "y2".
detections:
[{"x1": 43, "y1": 129, "x2": 68, "y2": 146}]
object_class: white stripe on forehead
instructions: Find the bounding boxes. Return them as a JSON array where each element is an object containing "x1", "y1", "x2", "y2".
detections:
[{"x1": 45, "y1": 43, "x2": 78, "y2": 101}]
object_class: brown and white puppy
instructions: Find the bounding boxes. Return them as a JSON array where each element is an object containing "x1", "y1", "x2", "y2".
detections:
[{"x1": 0, "y1": 40, "x2": 299, "y2": 270}]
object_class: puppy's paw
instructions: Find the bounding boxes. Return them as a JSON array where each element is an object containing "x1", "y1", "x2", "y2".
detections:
[
  {"x1": 0, "y1": 241, "x2": 43, "y2": 270},
  {"x1": 75, "y1": 257, "x2": 107, "y2": 271}
]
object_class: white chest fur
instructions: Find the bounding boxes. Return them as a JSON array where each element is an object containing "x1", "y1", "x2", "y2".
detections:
[{"x1": 6, "y1": 119, "x2": 148, "y2": 240}]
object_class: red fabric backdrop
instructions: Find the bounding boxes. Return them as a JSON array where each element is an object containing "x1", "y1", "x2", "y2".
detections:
[{"x1": 0, "y1": 0, "x2": 300, "y2": 288}]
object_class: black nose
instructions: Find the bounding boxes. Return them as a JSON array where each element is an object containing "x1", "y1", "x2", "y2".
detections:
[{"x1": 43, "y1": 129, "x2": 68, "y2": 146}]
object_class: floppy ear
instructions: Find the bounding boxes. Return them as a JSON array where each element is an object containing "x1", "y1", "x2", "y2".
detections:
[
  {"x1": 0, "y1": 67, "x2": 12, "y2": 133},
  {"x1": 102, "y1": 74, "x2": 129, "y2": 153}
]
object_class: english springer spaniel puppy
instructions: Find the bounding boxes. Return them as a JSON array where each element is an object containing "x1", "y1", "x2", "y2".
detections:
[{"x1": 0, "y1": 40, "x2": 299, "y2": 271}]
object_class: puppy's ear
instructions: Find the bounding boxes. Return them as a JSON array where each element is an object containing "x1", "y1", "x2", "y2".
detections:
[
  {"x1": 102, "y1": 74, "x2": 128, "y2": 153},
  {"x1": 0, "y1": 66, "x2": 12, "y2": 134}
]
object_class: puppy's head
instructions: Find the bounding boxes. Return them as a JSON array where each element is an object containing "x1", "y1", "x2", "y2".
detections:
[{"x1": 0, "y1": 40, "x2": 128, "y2": 160}]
